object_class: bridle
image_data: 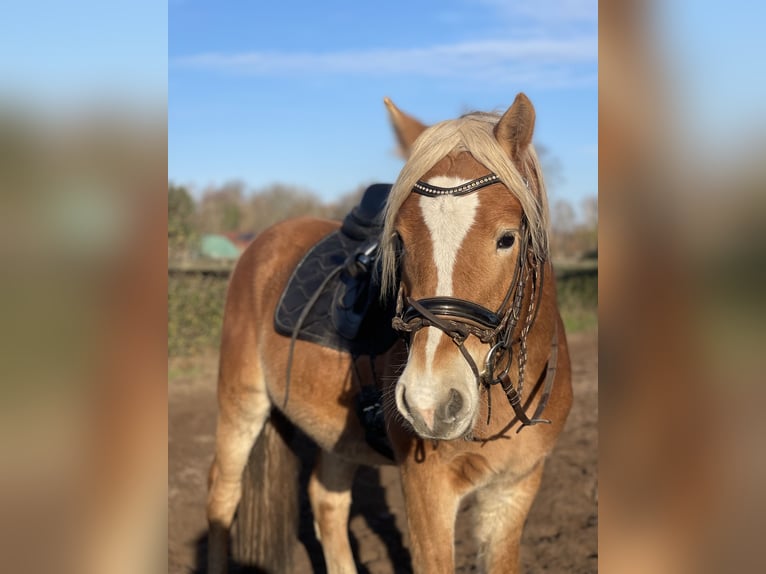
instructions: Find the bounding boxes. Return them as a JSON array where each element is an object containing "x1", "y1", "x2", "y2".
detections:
[{"x1": 390, "y1": 173, "x2": 558, "y2": 434}]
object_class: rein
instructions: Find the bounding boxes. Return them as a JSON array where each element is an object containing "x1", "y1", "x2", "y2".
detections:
[{"x1": 391, "y1": 173, "x2": 557, "y2": 435}]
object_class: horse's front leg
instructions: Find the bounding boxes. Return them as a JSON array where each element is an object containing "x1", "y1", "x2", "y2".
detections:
[
  {"x1": 399, "y1": 453, "x2": 462, "y2": 574},
  {"x1": 473, "y1": 461, "x2": 545, "y2": 573}
]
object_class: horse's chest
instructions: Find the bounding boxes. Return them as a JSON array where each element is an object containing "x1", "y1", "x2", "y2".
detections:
[{"x1": 446, "y1": 441, "x2": 543, "y2": 494}]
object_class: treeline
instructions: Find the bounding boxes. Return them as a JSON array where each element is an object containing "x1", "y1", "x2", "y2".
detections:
[
  {"x1": 169, "y1": 181, "x2": 597, "y2": 260},
  {"x1": 550, "y1": 195, "x2": 598, "y2": 260},
  {"x1": 168, "y1": 181, "x2": 366, "y2": 258}
]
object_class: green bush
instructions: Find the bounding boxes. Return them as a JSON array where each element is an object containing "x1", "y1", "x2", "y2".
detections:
[
  {"x1": 556, "y1": 271, "x2": 598, "y2": 333},
  {"x1": 168, "y1": 274, "x2": 229, "y2": 356}
]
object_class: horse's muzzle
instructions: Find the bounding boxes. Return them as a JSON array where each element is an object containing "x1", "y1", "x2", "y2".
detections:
[{"x1": 400, "y1": 386, "x2": 469, "y2": 440}]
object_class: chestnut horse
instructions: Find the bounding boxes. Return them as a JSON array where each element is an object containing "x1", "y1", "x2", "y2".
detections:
[{"x1": 206, "y1": 93, "x2": 572, "y2": 573}]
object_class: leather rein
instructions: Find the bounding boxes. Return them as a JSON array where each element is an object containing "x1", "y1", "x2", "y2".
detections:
[{"x1": 390, "y1": 173, "x2": 558, "y2": 435}]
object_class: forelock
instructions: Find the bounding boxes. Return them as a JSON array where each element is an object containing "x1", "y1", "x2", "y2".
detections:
[{"x1": 379, "y1": 112, "x2": 550, "y2": 297}]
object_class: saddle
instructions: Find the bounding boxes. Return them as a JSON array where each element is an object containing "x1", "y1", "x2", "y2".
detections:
[
  {"x1": 274, "y1": 184, "x2": 398, "y2": 459},
  {"x1": 274, "y1": 183, "x2": 398, "y2": 355}
]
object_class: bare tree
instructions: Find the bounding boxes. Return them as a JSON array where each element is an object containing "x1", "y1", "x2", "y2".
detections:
[
  {"x1": 581, "y1": 195, "x2": 598, "y2": 229},
  {"x1": 552, "y1": 198, "x2": 577, "y2": 235},
  {"x1": 243, "y1": 185, "x2": 328, "y2": 234},
  {"x1": 168, "y1": 183, "x2": 197, "y2": 259},
  {"x1": 197, "y1": 181, "x2": 246, "y2": 233},
  {"x1": 324, "y1": 184, "x2": 367, "y2": 221}
]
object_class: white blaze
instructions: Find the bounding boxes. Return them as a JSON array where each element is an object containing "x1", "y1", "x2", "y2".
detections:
[{"x1": 419, "y1": 177, "x2": 479, "y2": 376}]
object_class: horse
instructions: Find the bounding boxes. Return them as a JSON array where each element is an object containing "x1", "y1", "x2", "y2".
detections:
[{"x1": 206, "y1": 93, "x2": 573, "y2": 574}]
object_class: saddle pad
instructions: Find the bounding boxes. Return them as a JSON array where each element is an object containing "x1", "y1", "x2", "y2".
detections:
[{"x1": 274, "y1": 229, "x2": 399, "y2": 357}]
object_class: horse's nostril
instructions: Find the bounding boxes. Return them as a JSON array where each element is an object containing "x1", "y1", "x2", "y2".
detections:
[
  {"x1": 401, "y1": 387, "x2": 413, "y2": 416},
  {"x1": 446, "y1": 388, "x2": 463, "y2": 419}
]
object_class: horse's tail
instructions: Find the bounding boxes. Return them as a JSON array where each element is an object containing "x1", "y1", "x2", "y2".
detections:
[{"x1": 232, "y1": 408, "x2": 299, "y2": 573}]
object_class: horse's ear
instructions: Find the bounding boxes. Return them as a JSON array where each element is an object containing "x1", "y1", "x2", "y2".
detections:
[
  {"x1": 384, "y1": 97, "x2": 427, "y2": 156},
  {"x1": 494, "y1": 93, "x2": 536, "y2": 165}
]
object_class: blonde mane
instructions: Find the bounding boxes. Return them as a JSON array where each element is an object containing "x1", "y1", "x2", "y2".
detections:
[{"x1": 380, "y1": 112, "x2": 551, "y2": 295}]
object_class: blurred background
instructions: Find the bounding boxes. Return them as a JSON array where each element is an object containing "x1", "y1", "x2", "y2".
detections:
[
  {"x1": 0, "y1": 2, "x2": 166, "y2": 573},
  {"x1": 600, "y1": 1, "x2": 766, "y2": 573}
]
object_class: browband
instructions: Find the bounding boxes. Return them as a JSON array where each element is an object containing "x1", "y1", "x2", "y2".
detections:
[
  {"x1": 413, "y1": 174, "x2": 500, "y2": 197},
  {"x1": 413, "y1": 173, "x2": 530, "y2": 197}
]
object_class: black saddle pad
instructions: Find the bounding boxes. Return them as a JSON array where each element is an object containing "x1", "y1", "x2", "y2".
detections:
[{"x1": 273, "y1": 188, "x2": 399, "y2": 357}]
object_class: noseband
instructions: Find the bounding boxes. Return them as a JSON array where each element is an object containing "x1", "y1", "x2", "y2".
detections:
[{"x1": 391, "y1": 173, "x2": 556, "y2": 433}]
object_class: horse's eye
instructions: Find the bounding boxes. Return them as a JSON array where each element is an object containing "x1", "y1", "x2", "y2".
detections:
[{"x1": 496, "y1": 233, "x2": 516, "y2": 250}]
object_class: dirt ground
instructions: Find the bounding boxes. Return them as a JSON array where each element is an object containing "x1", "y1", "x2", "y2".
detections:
[{"x1": 169, "y1": 330, "x2": 597, "y2": 573}]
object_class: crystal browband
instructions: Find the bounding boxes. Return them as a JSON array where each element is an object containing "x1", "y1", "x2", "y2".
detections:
[{"x1": 413, "y1": 173, "x2": 500, "y2": 197}]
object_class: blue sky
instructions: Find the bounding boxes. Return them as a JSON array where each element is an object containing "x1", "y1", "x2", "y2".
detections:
[
  {"x1": 1, "y1": 0, "x2": 166, "y2": 107},
  {"x1": 169, "y1": 0, "x2": 598, "y2": 207},
  {"x1": 657, "y1": 1, "x2": 766, "y2": 159}
]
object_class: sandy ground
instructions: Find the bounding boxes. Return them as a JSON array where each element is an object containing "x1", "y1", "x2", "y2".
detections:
[{"x1": 169, "y1": 330, "x2": 597, "y2": 573}]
